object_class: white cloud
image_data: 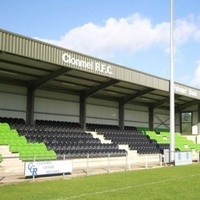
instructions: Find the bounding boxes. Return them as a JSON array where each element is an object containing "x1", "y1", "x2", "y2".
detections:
[
  {"x1": 35, "y1": 13, "x2": 169, "y2": 59},
  {"x1": 174, "y1": 17, "x2": 197, "y2": 44},
  {"x1": 194, "y1": 29, "x2": 200, "y2": 41},
  {"x1": 36, "y1": 13, "x2": 200, "y2": 61},
  {"x1": 190, "y1": 60, "x2": 200, "y2": 89}
]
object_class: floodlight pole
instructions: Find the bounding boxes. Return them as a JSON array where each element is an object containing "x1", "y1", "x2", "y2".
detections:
[{"x1": 170, "y1": 0, "x2": 175, "y2": 162}]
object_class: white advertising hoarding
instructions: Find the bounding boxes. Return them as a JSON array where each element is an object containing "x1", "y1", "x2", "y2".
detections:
[
  {"x1": 24, "y1": 160, "x2": 73, "y2": 177},
  {"x1": 175, "y1": 152, "x2": 192, "y2": 166}
]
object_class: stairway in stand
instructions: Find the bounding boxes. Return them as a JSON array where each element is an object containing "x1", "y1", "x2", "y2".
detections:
[{"x1": 0, "y1": 145, "x2": 24, "y2": 178}]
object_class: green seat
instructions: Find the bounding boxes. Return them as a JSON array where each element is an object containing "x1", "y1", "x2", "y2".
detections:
[{"x1": 0, "y1": 123, "x2": 57, "y2": 161}]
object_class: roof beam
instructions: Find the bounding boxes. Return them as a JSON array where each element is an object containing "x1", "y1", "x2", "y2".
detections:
[
  {"x1": 175, "y1": 99, "x2": 200, "y2": 112},
  {"x1": 121, "y1": 88, "x2": 155, "y2": 104},
  {"x1": 150, "y1": 94, "x2": 186, "y2": 109},
  {"x1": 150, "y1": 97, "x2": 170, "y2": 109},
  {"x1": 82, "y1": 79, "x2": 120, "y2": 98},
  {"x1": 31, "y1": 67, "x2": 72, "y2": 89},
  {"x1": 0, "y1": 57, "x2": 50, "y2": 72},
  {"x1": 0, "y1": 76, "x2": 27, "y2": 86}
]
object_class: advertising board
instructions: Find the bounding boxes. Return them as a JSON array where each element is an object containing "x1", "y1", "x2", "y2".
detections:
[
  {"x1": 174, "y1": 152, "x2": 192, "y2": 166},
  {"x1": 24, "y1": 160, "x2": 72, "y2": 177}
]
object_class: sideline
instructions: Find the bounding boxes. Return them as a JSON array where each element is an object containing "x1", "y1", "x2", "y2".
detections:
[{"x1": 56, "y1": 173, "x2": 200, "y2": 200}]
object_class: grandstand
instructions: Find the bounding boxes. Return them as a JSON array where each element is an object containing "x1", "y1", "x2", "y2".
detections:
[
  {"x1": 145, "y1": 130, "x2": 200, "y2": 153},
  {"x1": 1, "y1": 29, "x2": 200, "y2": 182}
]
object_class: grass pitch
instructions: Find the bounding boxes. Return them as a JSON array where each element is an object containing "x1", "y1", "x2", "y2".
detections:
[{"x1": 1, "y1": 163, "x2": 200, "y2": 200}]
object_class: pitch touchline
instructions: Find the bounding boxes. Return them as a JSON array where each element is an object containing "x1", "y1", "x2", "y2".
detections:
[{"x1": 55, "y1": 173, "x2": 200, "y2": 200}]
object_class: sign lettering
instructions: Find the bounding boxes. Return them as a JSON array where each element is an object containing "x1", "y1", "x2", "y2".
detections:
[
  {"x1": 62, "y1": 53, "x2": 113, "y2": 75},
  {"x1": 174, "y1": 85, "x2": 197, "y2": 97}
]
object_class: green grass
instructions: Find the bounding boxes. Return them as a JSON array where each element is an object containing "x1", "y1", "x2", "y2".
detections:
[{"x1": 1, "y1": 164, "x2": 200, "y2": 200}]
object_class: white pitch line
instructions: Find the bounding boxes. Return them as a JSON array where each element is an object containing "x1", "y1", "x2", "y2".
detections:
[{"x1": 55, "y1": 173, "x2": 200, "y2": 200}]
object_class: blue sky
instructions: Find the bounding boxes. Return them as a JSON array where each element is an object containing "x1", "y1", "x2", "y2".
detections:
[{"x1": 1, "y1": 0, "x2": 200, "y2": 88}]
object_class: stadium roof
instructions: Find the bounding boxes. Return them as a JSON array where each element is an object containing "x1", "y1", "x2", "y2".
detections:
[{"x1": 0, "y1": 29, "x2": 200, "y2": 112}]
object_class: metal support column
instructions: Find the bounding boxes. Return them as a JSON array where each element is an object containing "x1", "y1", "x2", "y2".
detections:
[
  {"x1": 119, "y1": 101, "x2": 124, "y2": 130},
  {"x1": 170, "y1": 0, "x2": 175, "y2": 162},
  {"x1": 80, "y1": 95, "x2": 86, "y2": 130},
  {"x1": 26, "y1": 86, "x2": 35, "y2": 126}
]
